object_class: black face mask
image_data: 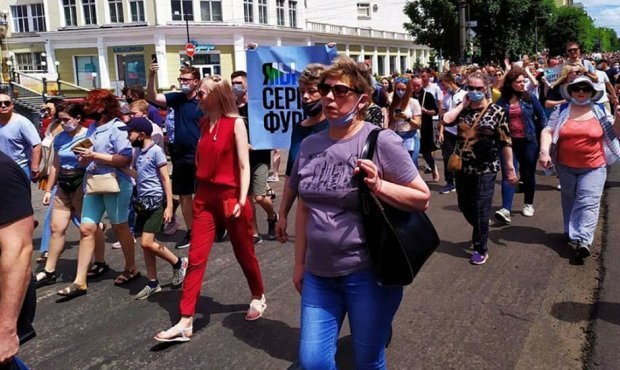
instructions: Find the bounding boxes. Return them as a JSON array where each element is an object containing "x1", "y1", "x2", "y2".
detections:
[
  {"x1": 131, "y1": 139, "x2": 144, "y2": 148},
  {"x1": 302, "y1": 99, "x2": 322, "y2": 117},
  {"x1": 87, "y1": 111, "x2": 103, "y2": 122},
  {"x1": 125, "y1": 97, "x2": 135, "y2": 104}
]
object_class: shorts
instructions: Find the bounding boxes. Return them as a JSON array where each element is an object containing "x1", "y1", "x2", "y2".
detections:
[
  {"x1": 172, "y1": 160, "x2": 196, "y2": 196},
  {"x1": 250, "y1": 163, "x2": 269, "y2": 196},
  {"x1": 81, "y1": 177, "x2": 133, "y2": 225},
  {"x1": 134, "y1": 205, "x2": 164, "y2": 236},
  {"x1": 54, "y1": 186, "x2": 84, "y2": 216}
]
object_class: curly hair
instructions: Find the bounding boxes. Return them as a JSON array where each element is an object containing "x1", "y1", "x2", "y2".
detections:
[
  {"x1": 298, "y1": 63, "x2": 325, "y2": 87},
  {"x1": 84, "y1": 89, "x2": 121, "y2": 121}
]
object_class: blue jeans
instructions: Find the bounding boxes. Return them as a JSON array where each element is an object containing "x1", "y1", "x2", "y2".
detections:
[
  {"x1": 556, "y1": 165, "x2": 606, "y2": 245},
  {"x1": 299, "y1": 270, "x2": 402, "y2": 370},
  {"x1": 455, "y1": 172, "x2": 497, "y2": 254},
  {"x1": 396, "y1": 130, "x2": 420, "y2": 167},
  {"x1": 499, "y1": 138, "x2": 538, "y2": 211}
]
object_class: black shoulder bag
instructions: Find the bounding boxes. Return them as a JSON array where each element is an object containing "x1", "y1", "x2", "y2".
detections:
[{"x1": 358, "y1": 129, "x2": 440, "y2": 287}]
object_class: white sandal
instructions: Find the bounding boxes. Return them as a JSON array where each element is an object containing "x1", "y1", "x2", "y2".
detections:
[
  {"x1": 154, "y1": 325, "x2": 193, "y2": 342},
  {"x1": 245, "y1": 294, "x2": 267, "y2": 321}
]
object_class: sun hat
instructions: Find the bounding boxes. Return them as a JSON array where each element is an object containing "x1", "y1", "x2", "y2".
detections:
[{"x1": 560, "y1": 76, "x2": 604, "y2": 102}]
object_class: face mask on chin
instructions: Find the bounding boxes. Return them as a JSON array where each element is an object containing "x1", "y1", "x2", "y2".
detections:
[
  {"x1": 328, "y1": 97, "x2": 363, "y2": 128},
  {"x1": 301, "y1": 99, "x2": 322, "y2": 117},
  {"x1": 571, "y1": 97, "x2": 592, "y2": 106}
]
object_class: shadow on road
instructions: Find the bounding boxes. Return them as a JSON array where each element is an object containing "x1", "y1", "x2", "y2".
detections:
[{"x1": 551, "y1": 301, "x2": 620, "y2": 326}]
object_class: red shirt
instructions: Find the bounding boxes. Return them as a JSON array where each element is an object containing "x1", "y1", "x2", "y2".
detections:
[
  {"x1": 195, "y1": 116, "x2": 240, "y2": 188},
  {"x1": 508, "y1": 103, "x2": 526, "y2": 138},
  {"x1": 558, "y1": 117, "x2": 606, "y2": 168}
]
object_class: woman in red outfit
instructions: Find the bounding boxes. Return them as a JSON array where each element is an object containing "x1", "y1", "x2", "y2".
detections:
[{"x1": 154, "y1": 76, "x2": 266, "y2": 342}]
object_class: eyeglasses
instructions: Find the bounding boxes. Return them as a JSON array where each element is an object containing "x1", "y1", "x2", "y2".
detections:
[
  {"x1": 571, "y1": 85, "x2": 593, "y2": 93},
  {"x1": 177, "y1": 77, "x2": 195, "y2": 83},
  {"x1": 0, "y1": 100, "x2": 12, "y2": 107},
  {"x1": 467, "y1": 85, "x2": 486, "y2": 92},
  {"x1": 566, "y1": 48, "x2": 579, "y2": 53},
  {"x1": 317, "y1": 83, "x2": 361, "y2": 98}
]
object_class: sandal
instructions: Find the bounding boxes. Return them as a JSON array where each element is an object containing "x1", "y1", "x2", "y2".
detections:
[
  {"x1": 245, "y1": 294, "x2": 267, "y2": 321},
  {"x1": 57, "y1": 283, "x2": 87, "y2": 298},
  {"x1": 114, "y1": 269, "x2": 141, "y2": 286},
  {"x1": 87, "y1": 262, "x2": 110, "y2": 279},
  {"x1": 34, "y1": 270, "x2": 57, "y2": 289},
  {"x1": 154, "y1": 325, "x2": 193, "y2": 343},
  {"x1": 36, "y1": 252, "x2": 48, "y2": 263}
]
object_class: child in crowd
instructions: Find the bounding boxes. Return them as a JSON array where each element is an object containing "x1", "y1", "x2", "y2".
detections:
[{"x1": 120, "y1": 117, "x2": 188, "y2": 300}]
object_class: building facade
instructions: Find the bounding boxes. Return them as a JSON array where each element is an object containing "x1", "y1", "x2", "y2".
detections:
[{"x1": 2, "y1": 0, "x2": 430, "y2": 91}]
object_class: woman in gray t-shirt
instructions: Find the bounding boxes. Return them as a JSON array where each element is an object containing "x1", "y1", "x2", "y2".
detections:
[{"x1": 289, "y1": 56, "x2": 431, "y2": 369}]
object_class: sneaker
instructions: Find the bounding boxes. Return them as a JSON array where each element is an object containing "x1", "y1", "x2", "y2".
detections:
[
  {"x1": 253, "y1": 234, "x2": 263, "y2": 245},
  {"x1": 164, "y1": 218, "x2": 179, "y2": 235},
  {"x1": 267, "y1": 214, "x2": 278, "y2": 240},
  {"x1": 175, "y1": 231, "x2": 191, "y2": 249},
  {"x1": 215, "y1": 228, "x2": 228, "y2": 243},
  {"x1": 424, "y1": 165, "x2": 432, "y2": 174},
  {"x1": 522, "y1": 204, "x2": 535, "y2": 217},
  {"x1": 470, "y1": 251, "x2": 489, "y2": 265},
  {"x1": 266, "y1": 186, "x2": 276, "y2": 200},
  {"x1": 578, "y1": 243, "x2": 591, "y2": 259},
  {"x1": 135, "y1": 284, "x2": 162, "y2": 300},
  {"x1": 267, "y1": 174, "x2": 279, "y2": 182},
  {"x1": 112, "y1": 237, "x2": 136, "y2": 249},
  {"x1": 439, "y1": 184, "x2": 455, "y2": 194},
  {"x1": 172, "y1": 257, "x2": 189, "y2": 287},
  {"x1": 494, "y1": 208, "x2": 511, "y2": 224},
  {"x1": 567, "y1": 239, "x2": 579, "y2": 250}
]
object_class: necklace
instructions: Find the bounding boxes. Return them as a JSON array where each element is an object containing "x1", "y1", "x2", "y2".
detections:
[{"x1": 211, "y1": 119, "x2": 220, "y2": 141}]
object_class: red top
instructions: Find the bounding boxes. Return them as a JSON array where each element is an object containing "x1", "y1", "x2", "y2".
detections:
[
  {"x1": 508, "y1": 103, "x2": 526, "y2": 138},
  {"x1": 195, "y1": 116, "x2": 240, "y2": 188},
  {"x1": 558, "y1": 117, "x2": 606, "y2": 168}
]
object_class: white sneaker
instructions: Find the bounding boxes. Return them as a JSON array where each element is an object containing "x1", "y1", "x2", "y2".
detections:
[
  {"x1": 494, "y1": 208, "x2": 511, "y2": 224},
  {"x1": 522, "y1": 204, "x2": 535, "y2": 217}
]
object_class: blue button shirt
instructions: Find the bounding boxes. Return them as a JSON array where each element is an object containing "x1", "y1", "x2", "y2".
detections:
[
  {"x1": 134, "y1": 143, "x2": 167, "y2": 198},
  {"x1": 85, "y1": 118, "x2": 133, "y2": 180},
  {"x1": 53, "y1": 130, "x2": 88, "y2": 170},
  {"x1": 165, "y1": 92, "x2": 203, "y2": 162},
  {"x1": 0, "y1": 113, "x2": 41, "y2": 168}
]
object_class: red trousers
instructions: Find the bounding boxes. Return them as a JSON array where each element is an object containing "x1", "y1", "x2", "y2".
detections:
[{"x1": 179, "y1": 185, "x2": 265, "y2": 316}]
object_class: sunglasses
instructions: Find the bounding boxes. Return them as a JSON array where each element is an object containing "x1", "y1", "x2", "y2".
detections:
[
  {"x1": 571, "y1": 85, "x2": 593, "y2": 93},
  {"x1": 177, "y1": 77, "x2": 195, "y2": 83},
  {"x1": 0, "y1": 100, "x2": 12, "y2": 107},
  {"x1": 566, "y1": 48, "x2": 579, "y2": 53},
  {"x1": 467, "y1": 85, "x2": 486, "y2": 92},
  {"x1": 317, "y1": 83, "x2": 360, "y2": 98}
]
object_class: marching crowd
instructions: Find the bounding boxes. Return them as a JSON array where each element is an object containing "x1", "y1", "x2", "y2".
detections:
[{"x1": 1, "y1": 40, "x2": 620, "y2": 369}]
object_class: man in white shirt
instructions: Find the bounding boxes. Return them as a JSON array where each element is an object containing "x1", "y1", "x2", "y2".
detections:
[
  {"x1": 437, "y1": 73, "x2": 466, "y2": 194},
  {"x1": 594, "y1": 61, "x2": 618, "y2": 113}
]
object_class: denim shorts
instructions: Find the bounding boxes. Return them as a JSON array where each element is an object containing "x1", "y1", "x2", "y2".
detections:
[{"x1": 81, "y1": 176, "x2": 133, "y2": 225}]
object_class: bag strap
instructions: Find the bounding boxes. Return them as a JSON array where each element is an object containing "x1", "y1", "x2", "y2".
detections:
[
  {"x1": 360, "y1": 128, "x2": 382, "y2": 161},
  {"x1": 457, "y1": 104, "x2": 490, "y2": 154}
]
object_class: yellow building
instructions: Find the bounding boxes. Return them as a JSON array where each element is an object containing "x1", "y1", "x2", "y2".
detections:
[{"x1": 2, "y1": 0, "x2": 431, "y2": 91}]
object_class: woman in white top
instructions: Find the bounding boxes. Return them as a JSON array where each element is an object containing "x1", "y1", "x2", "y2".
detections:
[{"x1": 388, "y1": 76, "x2": 422, "y2": 164}]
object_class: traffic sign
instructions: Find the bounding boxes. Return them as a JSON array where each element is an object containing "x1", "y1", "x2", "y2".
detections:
[
  {"x1": 466, "y1": 21, "x2": 478, "y2": 27},
  {"x1": 185, "y1": 43, "x2": 195, "y2": 58}
]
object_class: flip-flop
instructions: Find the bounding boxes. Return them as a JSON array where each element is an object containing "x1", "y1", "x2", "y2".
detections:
[
  {"x1": 114, "y1": 269, "x2": 141, "y2": 286},
  {"x1": 154, "y1": 325, "x2": 193, "y2": 342},
  {"x1": 57, "y1": 283, "x2": 87, "y2": 298},
  {"x1": 245, "y1": 295, "x2": 267, "y2": 321},
  {"x1": 87, "y1": 262, "x2": 110, "y2": 278}
]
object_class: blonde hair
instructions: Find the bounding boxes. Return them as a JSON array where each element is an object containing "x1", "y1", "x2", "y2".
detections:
[
  {"x1": 129, "y1": 99, "x2": 149, "y2": 114},
  {"x1": 321, "y1": 56, "x2": 373, "y2": 119},
  {"x1": 200, "y1": 76, "x2": 240, "y2": 118},
  {"x1": 553, "y1": 64, "x2": 582, "y2": 89}
]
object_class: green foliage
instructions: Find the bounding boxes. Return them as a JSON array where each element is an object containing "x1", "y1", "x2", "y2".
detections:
[
  {"x1": 414, "y1": 57, "x2": 423, "y2": 70},
  {"x1": 543, "y1": 6, "x2": 596, "y2": 55},
  {"x1": 428, "y1": 53, "x2": 438, "y2": 70}
]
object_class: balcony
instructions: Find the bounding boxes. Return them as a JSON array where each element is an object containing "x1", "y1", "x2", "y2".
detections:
[{"x1": 306, "y1": 21, "x2": 414, "y2": 41}]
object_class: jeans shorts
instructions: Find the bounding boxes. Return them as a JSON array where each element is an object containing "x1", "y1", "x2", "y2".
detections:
[{"x1": 81, "y1": 176, "x2": 133, "y2": 225}]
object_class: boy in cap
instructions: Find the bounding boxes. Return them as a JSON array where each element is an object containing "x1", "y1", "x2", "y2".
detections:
[{"x1": 120, "y1": 117, "x2": 188, "y2": 299}]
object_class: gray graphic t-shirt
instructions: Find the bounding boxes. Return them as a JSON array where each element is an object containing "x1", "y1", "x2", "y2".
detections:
[{"x1": 289, "y1": 122, "x2": 418, "y2": 277}]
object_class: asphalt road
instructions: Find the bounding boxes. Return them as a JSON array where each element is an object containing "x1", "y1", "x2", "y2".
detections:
[{"x1": 20, "y1": 155, "x2": 610, "y2": 370}]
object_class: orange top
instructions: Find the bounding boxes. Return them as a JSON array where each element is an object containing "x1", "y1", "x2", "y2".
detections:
[{"x1": 557, "y1": 117, "x2": 605, "y2": 168}]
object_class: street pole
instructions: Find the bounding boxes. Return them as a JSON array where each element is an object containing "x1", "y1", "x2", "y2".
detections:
[
  {"x1": 458, "y1": 0, "x2": 467, "y2": 64},
  {"x1": 185, "y1": 14, "x2": 190, "y2": 44}
]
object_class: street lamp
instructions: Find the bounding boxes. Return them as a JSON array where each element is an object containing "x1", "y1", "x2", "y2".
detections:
[
  {"x1": 91, "y1": 72, "x2": 97, "y2": 88},
  {"x1": 173, "y1": 10, "x2": 192, "y2": 44},
  {"x1": 457, "y1": 0, "x2": 467, "y2": 63}
]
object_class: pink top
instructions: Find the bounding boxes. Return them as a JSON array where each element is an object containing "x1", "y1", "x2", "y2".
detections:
[
  {"x1": 558, "y1": 117, "x2": 606, "y2": 168},
  {"x1": 508, "y1": 103, "x2": 526, "y2": 138}
]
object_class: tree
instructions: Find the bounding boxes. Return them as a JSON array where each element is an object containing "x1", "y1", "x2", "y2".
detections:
[{"x1": 543, "y1": 6, "x2": 596, "y2": 55}]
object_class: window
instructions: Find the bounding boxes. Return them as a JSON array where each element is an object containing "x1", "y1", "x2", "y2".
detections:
[
  {"x1": 130, "y1": 0, "x2": 145, "y2": 22},
  {"x1": 258, "y1": 0, "x2": 268, "y2": 24},
  {"x1": 31, "y1": 4, "x2": 47, "y2": 31},
  {"x1": 63, "y1": 0, "x2": 78, "y2": 26},
  {"x1": 109, "y1": 0, "x2": 124, "y2": 23},
  {"x1": 200, "y1": 0, "x2": 222, "y2": 21},
  {"x1": 276, "y1": 0, "x2": 285, "y2": 26},
  {"x1": 400, "y1": 56, "x2": 407, "y2": 73},
  {"x1": 117, "y1": 54, "x2": 146, "y2": 86},
  {"x1": 357, "y1": 3, "x2": 370, "y2": 19},
  {"x1": 377, "y1": 56, "x2": 385, "y2": 76},
  {"x1": 15, "y1": 52, "x2": 45, "y2": 72},
  {"x1": 83, "y1": 0, "x2": 97, "y2": 25},
  {"x1": 10, "y1": 6, "x2": 29, "y2": 33},
  {"x1": 75, "y1": 56, "x2": 100, "y2": 88},
  {"x1": 389, "y1": 56, "x2": 396, "y2": 74},
  {"x1": 288, "y1": 1, "x2": 297, "y2": 28},
  {"x1": 171, "y1": 0, "x2": 193, "y2": 20},
  {"x1": 243, "y1": 0, "x2": 253, "y2": 23}
]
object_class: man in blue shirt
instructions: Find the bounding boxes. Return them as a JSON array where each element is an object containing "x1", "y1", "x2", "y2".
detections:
[
  {"x1": 0, "y1": 92, "x2": 42, "y2": 181},
  {"x1": 147, "y1": 64, "x2": 203, "y2": 249}
]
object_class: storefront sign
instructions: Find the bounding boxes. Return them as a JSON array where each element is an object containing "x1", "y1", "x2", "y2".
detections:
[
  {"x1": 189, "y1": 40, "x2": 216, "y2": 53},
  {"x1": 112, "y1": 46, "x2": 144, "y2": 53}
]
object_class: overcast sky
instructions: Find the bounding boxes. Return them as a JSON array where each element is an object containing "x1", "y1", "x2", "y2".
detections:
[{"x1": 579, "y1": 0, "x2": 620, "y2": 34}]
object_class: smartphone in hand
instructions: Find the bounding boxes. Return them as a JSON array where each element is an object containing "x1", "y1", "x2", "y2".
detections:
[{"x1": 151, "y1": 54, "x2": 157, "y2": 64}]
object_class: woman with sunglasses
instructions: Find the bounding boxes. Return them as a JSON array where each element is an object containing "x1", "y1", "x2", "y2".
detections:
[
  {"x1": 388, "y1": 76, "x2": 422, "y2": 164},
  {"x1": 154, "y1": 77, "x2": 266, "y2": 342},
  {"x1": 290, "y1": 56, "x2": 430, "y2": 368},
  {"x1": 443, "y1": 72, "x2": 518, "y2": 265},
  {"x1": 539, "y1": 76, "x2": 620, "y2": 259},
  {"x1": 494, "y1": 69, "x2": 547, "y2": 224}
]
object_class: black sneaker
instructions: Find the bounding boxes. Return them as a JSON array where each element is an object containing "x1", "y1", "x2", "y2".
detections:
[
  {"x1": 176, "y1": 231, "x2": 191, "y2": 249},
  {"x1": 578, "y1": 243, "x2": 591, "y2": 259},
  {"x1": 267, "y1": 214, "x2": 278, "y2": 240},
  {"x1": 215, "y1": 228, "x2": 228, "y2": 243},
  {"x1": 253, "y1": 234, "x2": 263, "y2": 245}
]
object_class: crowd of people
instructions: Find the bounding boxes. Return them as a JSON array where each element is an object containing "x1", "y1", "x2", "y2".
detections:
[{"x1": 1, "y1": 40, "x2": 620, "y2": 368}]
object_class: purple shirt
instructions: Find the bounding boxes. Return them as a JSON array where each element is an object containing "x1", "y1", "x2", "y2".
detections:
[
  {"x1": 85, "y1": 118, "x2": 133, "y2": 181},
  {"x1": 289, "y1": 122, "x2": 418, "y2": 277}
]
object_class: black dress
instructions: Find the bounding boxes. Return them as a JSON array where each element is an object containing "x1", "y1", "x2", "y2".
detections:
[{"x1": 415, "y1": 91, "x2": 438, "y2": 154}]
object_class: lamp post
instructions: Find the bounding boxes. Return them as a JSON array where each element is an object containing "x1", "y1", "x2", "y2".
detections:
[
  {"x1": 55, "y1": 61, "x2": 61, "y2": 95},
  {"x1": 457, "y1": 0, "x2": 467, "y2": 63}
]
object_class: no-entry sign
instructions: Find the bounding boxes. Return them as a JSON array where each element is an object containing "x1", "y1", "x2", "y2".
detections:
[{"x1": 185, "y1": 43, "x2": 195, "y2": 58}]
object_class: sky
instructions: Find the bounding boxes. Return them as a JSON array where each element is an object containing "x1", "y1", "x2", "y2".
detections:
[{"x1": 579, "y1": 0, "x2": 620, "y2": 35}]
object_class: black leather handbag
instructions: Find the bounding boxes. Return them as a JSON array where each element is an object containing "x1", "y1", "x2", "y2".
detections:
[{"x1": 358, "y1": 129, "x2": 440, "y2": 287}]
